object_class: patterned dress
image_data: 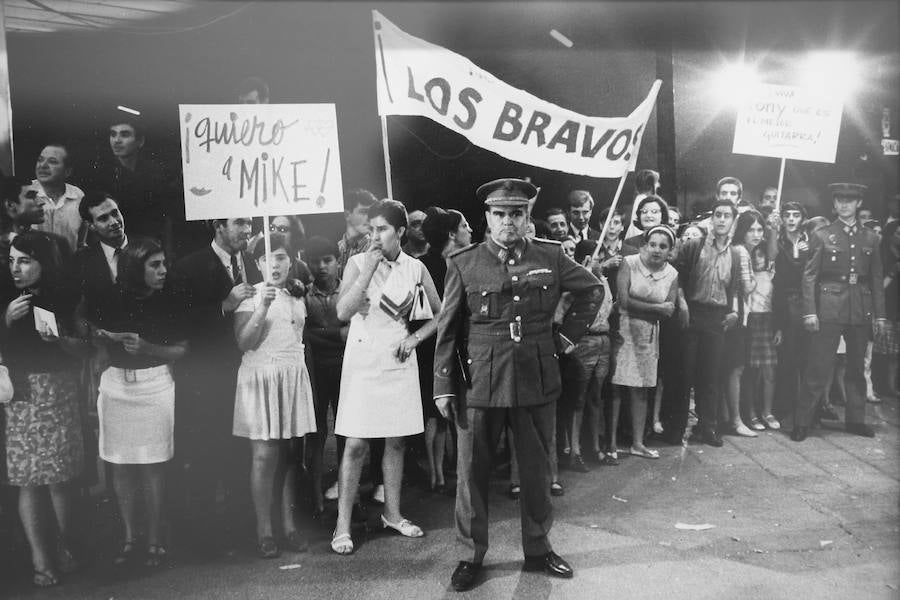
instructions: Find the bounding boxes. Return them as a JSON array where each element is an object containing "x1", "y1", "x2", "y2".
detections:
[
  {"x1": 612, "y1": 254, "x2": 678, "y2": 388},
  {"x1": 2, "y1": 286, "x2": 84, "y2": 486}
]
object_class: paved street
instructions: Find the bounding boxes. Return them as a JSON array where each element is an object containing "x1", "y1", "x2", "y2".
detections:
[{"x1": 3, "y1": 399, "x2": 899, "y2": 600}]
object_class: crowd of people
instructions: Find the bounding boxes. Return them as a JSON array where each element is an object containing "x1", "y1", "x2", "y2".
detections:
[{"x1": 0, "y1": 101, "x2": 898, "y2": 591}]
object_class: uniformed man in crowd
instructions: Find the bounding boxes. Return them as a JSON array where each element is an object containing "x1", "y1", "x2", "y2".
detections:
[
  {"x1": 793, "y1": 182, "x2": 887, "y2": 442},
  {"x1": 432, "y1": 178, "x2": 602, "y2": 592}
]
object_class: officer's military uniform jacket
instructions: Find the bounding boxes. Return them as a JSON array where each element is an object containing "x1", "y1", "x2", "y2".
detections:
[
  {"x1": 802, "y1": 219, "x2": 885, "y2": 325},
  {"x1": 433, "y1": 236, "x2": 602, "y2": 408}
]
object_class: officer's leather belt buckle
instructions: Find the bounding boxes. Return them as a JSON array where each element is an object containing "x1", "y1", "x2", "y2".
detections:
[
  {"x1": 848, "y1": 273, "x2": 858, "y2": 285},
  {"x1": 124, "y1": 369, "x2": 137, "y2": 383},
  {"x1": 509, "y1": 322, "x2": 523, "y2": 342}
]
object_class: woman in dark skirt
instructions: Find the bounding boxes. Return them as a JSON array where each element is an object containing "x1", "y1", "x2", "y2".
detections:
[
  {"x1": 417, "y1": 207, "x2": 472, "y2": 492},
  {"x1": 1, "y1": 231, "x2": 90, "y2": 587}
]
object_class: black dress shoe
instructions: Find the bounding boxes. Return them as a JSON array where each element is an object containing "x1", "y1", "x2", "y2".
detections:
[
  {"x1": 523, "y1": 551, "x2": 574, "y2": 579},
  {"x1": 846, "y1": 423, "x2": 875, "y2": 438},
  {"x1": 694, "y1": 427, "x2": 723, "y2": 447},
  {"x1": 790, "y1": 426, "x2": 809, "y2": 442},
  {"x1": 450, "y1": 561, "x2": 481, "y2": 592}
]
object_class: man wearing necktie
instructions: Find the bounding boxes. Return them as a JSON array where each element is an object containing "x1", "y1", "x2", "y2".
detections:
[
  {"x1": 171, "y1": 217, "x2": 261, "y2": 552},
  {"x1": 566, "y1": 190, "x2": 600, "y2": 242},
  {"x1": 433, "y1": 178, "x2": 602, "y2": 591}
]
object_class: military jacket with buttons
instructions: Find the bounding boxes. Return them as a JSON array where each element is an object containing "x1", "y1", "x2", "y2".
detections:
[
  {"x1": 802, "y1": 219, "x2": 885, "y2": 325},
  {"x1": 433, "y1": 236, "x2": 602, "y2": 408}
]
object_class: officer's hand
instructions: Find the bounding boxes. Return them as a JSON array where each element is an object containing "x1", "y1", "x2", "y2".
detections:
[
  {"x1": 803, "y1": 315, "x2": 819, "y2": 332},
  {"x1": 678, "y1": 304, "x2": 690, "y2": 329},
  {"x1": 874, "y1": 319, "x2": 888, "y2": 339},
  {"x1": 722, "y1": 312, "x2": 738, "y2": 331},
  {"x1": 797, "y1": 240, "x2": 809, "y2": 253},
  {"x1": 773, "y1": 330, "x2": 783, "y2": 346},
  {"x1": 435, "y1": 396, "x2": 456, "y2": 422}
]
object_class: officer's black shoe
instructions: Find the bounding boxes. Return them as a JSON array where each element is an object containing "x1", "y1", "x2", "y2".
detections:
[
  {"x1": 846, "y1": 423, "x2": 875, "y2": 438},
  {"x1": 450, "y1": 561, "x2": 481, "y2": 592},
  {"x1": 523, "y1": 551, "x2": 574, "y2": 579},
  {"x1": 790, "y1": 426, "x2": 809, "y2": 442},
  {"x1": 818, "y1": 406, "x2": 840, "y2": 421},
  {"x1": 691, "y1": 426, "x2": 723, "y2": 447}
]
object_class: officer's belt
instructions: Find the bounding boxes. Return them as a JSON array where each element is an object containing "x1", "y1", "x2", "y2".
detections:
[
  {"x1": 468, "y1": 322, "x2": 552, "y2": 341},
  {"x1": 819, "y1": 276, "x2": 869, "y2": 285}
]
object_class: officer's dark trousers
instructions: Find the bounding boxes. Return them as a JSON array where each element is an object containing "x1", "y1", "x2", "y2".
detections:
[
  {"x1": 796, "y1": 323, "x2": 868, "y2": 427},
  {"x1": 682, "y1": 304, "x2": 728, "y2": 433},
  {"x1": 454, "y1": 402, "x2": 554, "y2": 563}
]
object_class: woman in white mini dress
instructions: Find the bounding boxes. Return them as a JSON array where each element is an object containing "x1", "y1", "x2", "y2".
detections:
[
  {"x1": 233, "y1": 234, "x2": 316, "y2": 558},
  {"x1": 330, "y1": 199, "x2": 442, "y2": 555}
]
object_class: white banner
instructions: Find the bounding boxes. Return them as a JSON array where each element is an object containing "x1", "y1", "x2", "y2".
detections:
[
  {"x1": 373, "y1": 11, "x2": 659, "y2": 178},
  {"x1": 732, "y1": 84, "x2": 843, "y2": 163},
  {"x1": 178, "y1": 104, "x2": 344, "y2": 220}
]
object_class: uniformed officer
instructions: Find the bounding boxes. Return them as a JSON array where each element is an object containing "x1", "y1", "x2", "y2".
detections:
[
  {"x1": 432, "y1": 178, "x2": 602, "y2": 591},
  {"x1": 793, "y1": 182, "x2": 887, "y2": 441}
]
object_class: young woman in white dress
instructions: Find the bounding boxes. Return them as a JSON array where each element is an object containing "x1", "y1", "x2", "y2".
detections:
[{"x1": 330, "y1": 199, "x2": 442, "y2": 555}]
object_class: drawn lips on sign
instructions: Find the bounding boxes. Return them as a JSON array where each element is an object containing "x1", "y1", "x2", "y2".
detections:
[{"x1": 189, "y1": 187, "x2": 212, "y2": 196}]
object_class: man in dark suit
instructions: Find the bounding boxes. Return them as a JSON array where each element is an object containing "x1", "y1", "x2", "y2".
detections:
[
  {"x1": 793, "y1": 183, "x2": 887, "y2": 441},
  {"x1": 171, "y1": 217, "x2": 260, "y2": 551},
  {"x1": 566, "y1": 190, "x2": 601, "y2": 242},
  {"x1": 71, "y1": 191, "x2": 127, "y2": 326},
  {"x1": 433, "y1": 178, "x2": 602, "y2": 591}
]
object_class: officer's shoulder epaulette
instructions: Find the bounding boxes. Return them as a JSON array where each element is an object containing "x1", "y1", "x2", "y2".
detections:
[
  {"x1": 448, "y1": 243, "x2": 478, "y2": 259},
  {"x1": 531, "y1": 237, "x2": 561, "y2": 246}
]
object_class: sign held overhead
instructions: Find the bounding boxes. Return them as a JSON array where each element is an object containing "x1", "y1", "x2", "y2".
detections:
[
  {"x1": 732, "y1": 83, "x2": 843, "y2": 164},
  {"x1": 179, "y1": 104, "x2": 344, "y2": 220}
]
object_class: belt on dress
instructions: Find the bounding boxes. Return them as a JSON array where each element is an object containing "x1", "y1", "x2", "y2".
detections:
[{"x1": 108, "y1": 364, "x2": 170, "y2": 383}]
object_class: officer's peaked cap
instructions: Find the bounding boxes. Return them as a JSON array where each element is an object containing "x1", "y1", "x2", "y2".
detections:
[
  {"x1": 477, "y1": 178, "x2": 537, "y2": 207},
  {"x1": 827, "y1": 182, "x2": 867, "y2": 198}
]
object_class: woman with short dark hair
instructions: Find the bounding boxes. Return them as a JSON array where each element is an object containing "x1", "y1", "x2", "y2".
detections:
[
  {"x1": 1, "y1": 231, "x2": 89, "y2": 587},
  {"x1": 93, "y1": 236, "x2": 188, "y2": 568},
  {"x1": 330, "y1": 199, "x2": 442, "y2": 555}
]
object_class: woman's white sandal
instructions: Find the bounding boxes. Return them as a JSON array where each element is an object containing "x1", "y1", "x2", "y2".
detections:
[
  {"x1": 331, "y1": 532, "x2": 354, "y2": 555},
  {"x1": 381, "y1": 515, "x2": 424, "y2": 537}
]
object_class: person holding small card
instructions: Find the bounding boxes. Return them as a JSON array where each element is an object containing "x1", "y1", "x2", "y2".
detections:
[
  {"x1": 1, "y1": 230, "x2": 89, "y2": 588},
  {"x1": 92, "y1": 236, "x2": 188, "y2": 568}
]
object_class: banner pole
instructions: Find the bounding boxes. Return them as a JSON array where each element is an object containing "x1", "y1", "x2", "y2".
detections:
[
  {"x1": 380, "y1": 116, "x2": 394, "y2": 199},
  {"x1": 775, "y1": 156, "x2": 786, "y2": 214},
  {"x1": 591, "y1": 169, "x2": 630, "y2": 262},
  {"x1": 262, "y1": 214, "x2": 272, "y2": 284}
]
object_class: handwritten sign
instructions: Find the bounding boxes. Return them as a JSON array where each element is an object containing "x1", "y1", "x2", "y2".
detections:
[
  {"x1": 374, "y1": 11, "x2": 659, "y2": 178},
  {"x1": 732, "y1": 84, "x2": 843, "y2": 163},
  {"x1": 179, "y1": 104, "x2": 344, "y2": 220}
]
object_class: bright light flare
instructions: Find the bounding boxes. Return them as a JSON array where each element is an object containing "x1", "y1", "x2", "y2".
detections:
[
  {"x1": 710, "y1": 62, "x2": 760, "y2": 109},
  {"x1": 800, "y1": 52, "x2": 861, "y2": 100}
]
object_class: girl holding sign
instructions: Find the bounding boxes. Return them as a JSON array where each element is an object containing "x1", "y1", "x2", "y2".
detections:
[{"x1": 233, "y1": 234, "x2": 317, "y2": 559}]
